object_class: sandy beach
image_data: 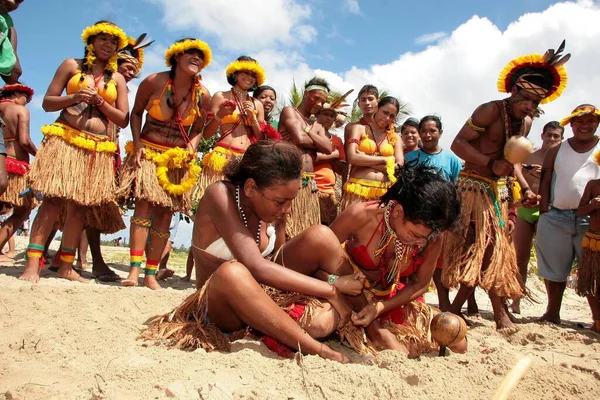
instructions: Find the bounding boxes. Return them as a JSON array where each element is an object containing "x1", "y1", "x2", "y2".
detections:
[{"x1": 0, "y1": 236, "x2": 598, "y2": 400}]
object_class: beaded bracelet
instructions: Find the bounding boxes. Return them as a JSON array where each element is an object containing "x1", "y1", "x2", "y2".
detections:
[{"x1": 328, "y1": 274, "x2": 339, "y2": 285}]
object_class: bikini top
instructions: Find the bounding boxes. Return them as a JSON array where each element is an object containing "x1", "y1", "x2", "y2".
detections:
[
  {"x1": 344, "y1": 215, "x2": 421, "y2": 278},
  {"x1": 346, "y1": 242, "x2": 420, "y2": 278},
  {"x1": 146, "y1": 81, "x2": 201, "y2": 127},
  {"x1": 221, "y1": 108, "x2": 258, "y2": 126},
  {"x1": 203, "y1": 224, "x2": 276, "y2": 261},
  {"x1": 66, "y1": 71, "x2": 118, "y2": 104},
  {"x1": 358, "y1": 125, "x2": 395, "y2": 157}
]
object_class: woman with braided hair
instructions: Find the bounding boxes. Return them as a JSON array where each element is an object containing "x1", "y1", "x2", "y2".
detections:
[
  {"x1": 19, "y1": 21, "x2": 129, "y2": 283},
  {"x1": 117, "y1": 38, "x2": 211, "y2": 289}
]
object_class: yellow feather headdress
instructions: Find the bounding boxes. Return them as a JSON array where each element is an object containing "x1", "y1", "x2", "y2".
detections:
[{"x1": 497, "y1": 40, "x2": 570, "y2": 104}]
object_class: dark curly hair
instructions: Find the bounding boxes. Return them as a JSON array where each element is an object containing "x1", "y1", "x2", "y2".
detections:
[
  {"x1": 225, "y1": 141, "x2": 302, "y2": 188},
  {"x1": 380, "y1": 161, "x2": 460, "y2": 234}
]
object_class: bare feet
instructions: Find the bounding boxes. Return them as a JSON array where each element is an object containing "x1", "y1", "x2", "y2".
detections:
[
  {"x1": 181, "y1": 275, "x2": 191, "y2": 282},
  {"x1": 495, "y1": 312, "x2": 519, "y2": 335},
  {"x1": 6, "y1": 250, "x2": 15, "y2": 258},
  {"x1": 509, "y1": 299, "x2": 522, "y2": 315},
  {"x1": 18, "y1": 264, "x2": 40, "y2": 283},
  {"x1": 538, "y1": 313, "x2": 561, "y2": 325},
  {"x1": 156, "y1": 268, "x2": 175, "y2": 281},
  {"x1": 0, "y1": 254, "x2": 15, "y2": 262},
  {"x1": 318, "y1": 345, "x2": 350, "y2": 363},
  {"x1": 57, "y1": 266, "x2": 90, "y2": 283},
  {"x1": 122, "y1": 268, "x2": 140, "y2": 287},
  {"x1": 143, "y1": 275, "x2": 162, "y2": 290}
]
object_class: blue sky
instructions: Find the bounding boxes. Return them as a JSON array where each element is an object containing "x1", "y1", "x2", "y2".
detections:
[
  {"x1": 18, "y1": 0, "x2": 558, "y2": 145},
  {"x1": 13, "y1": 0, "x2": 600, "y2": 247}
]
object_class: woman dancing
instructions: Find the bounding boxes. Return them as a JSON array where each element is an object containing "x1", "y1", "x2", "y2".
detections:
[
  {"x1": 197, "y1": 56, "x2": 278, "y2": 202},
  {"x1": 118, "y1": 38, "x2": 211, "y2": 289},
  {"x1": 19, "y1": 21, "x2": 129, "y2": 283}
]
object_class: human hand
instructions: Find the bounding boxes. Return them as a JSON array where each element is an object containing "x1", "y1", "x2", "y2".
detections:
[
  {"x1": 521, "y1": 189, "x2": 540, "y2": 208},
  {"x1": 72, "y1": 87, "x2": 96, "y2": 104},
  {"x1": 507, "y1": 219, "x2": 515, "y2": 236},
  {"x1": 333, "y1": 272, "x2": 365, "y2": 296},
  {"x1": 491, "y1": 159, "x2": 514, "y2": 177},
  {"x1": 351, "y1": 302, "x2": 381, "y2": 327},
  {"x1": 134, "y1": 141, "x2": 146, "y2": 168},
  {"x1": 592, "y1": 197, "x2": 600, "y2": 208},
  {"x1": 217, "y1": 99, "x2": 235, "y2": 118}
]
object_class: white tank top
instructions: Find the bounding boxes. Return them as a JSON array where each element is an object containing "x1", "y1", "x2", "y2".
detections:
[{"x1": 551, "y1": 138, "x2": 600, "y2": 210}]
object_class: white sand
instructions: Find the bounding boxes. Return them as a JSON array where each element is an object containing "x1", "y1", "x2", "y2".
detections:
[{"x1": 0, "y1": 236, "x2": 598, "y2": 400}]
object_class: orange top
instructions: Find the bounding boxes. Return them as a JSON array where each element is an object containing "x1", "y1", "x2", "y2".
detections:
[
  {"x1": 314, "y1": 135, "x2": 345, "y2": 194},
  {"x1": 146, "y1": 81, "x2": 200, "y2": 127}
]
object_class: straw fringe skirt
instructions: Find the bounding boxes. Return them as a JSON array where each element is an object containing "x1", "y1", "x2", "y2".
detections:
[
  {"x1": 139, "y1": 276, "x2": 323, "y2": 352},
  {"x1": 29, "y1": 134, "x2": 116, "y2": 206},
  {"x1": 193, "y1": 144, "x2": 244, "y2": 204},
  {"x1": 0, "y1": 157, "x2": 34, "y2": 209},
  {"x1": 339, "y1": 300, "x2": 438, "y2": 357},
  {"x1": 117, "y1": 146, "x2": 192, "y2": 213},
  {"x1": 442, "y1": 174, "x2": 524, "y2": 299},
  {"x1": 285, "y1": 181, "x2": 320, "y2": 238},
  {"x1": 340, "y1": 177, "x2": 390, "y2": 212},
  {"x1": 577, "y1": 230, "x2": 600, "y2": 297}
]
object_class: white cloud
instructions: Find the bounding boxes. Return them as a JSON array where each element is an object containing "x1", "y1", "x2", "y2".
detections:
[
  {"x1": 414, "y1": 31, "x2": 448, "y2": 45},
  {"x1": 134, "y1": 1, "x2": 600, "y2": 154},
  {"x1": 345, "y1": 0, "x2": 360, "y2": 14},
  {"x1": 149, "y1": 0, "x2": 316, "y2": 51},
  {"x1": 270, "y1": 0, "x2": 600, "y2": 150}
]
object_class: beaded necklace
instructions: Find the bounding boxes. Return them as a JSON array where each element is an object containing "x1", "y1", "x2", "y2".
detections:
[{"x1": 236, "y1": 186, "x2": 261, "y2": 245}]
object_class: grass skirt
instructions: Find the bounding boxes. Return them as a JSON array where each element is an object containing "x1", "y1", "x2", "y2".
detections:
[
  {"x1": 193, "y1": 143, "x2": 245, "y2": 204},
  {"x1": 339, "y1": 299, "x2": 437, "y2": 357},
  {"x1": 285, "y1": 174, "x2": 320, "y2": 238},
  {"x1": 442, "y1": 173, "x2": 524, "y2": 299},
  {"x1": 340, "y1": 177, "x2": 389, "y2": 212},
  {"x1": 0, "y1": 157, "x2": 33, "y2": 209},
  {"x1": 318, "y1": 191, "x2": 338, "y2": 225},
  {"x1": 55, "y1": 201, "x2": 125, "y2": 234},
  {"x1": 577, "y1": 231, "x2": 600, "y2": 297},
  {"x1": 117, "y1": 142, "x2": 192, "y2": 213},
  {"x1": 29, "y1": 127, "x2": 116, "y2": 206},
  {"x1": 140, "y1": 277, "x2": 322, "y2": 352}
]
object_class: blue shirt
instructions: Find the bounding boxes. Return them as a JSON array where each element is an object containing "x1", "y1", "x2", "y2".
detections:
[{"x1": 404, "y1": 149, "x2": 462, "y2": 182}]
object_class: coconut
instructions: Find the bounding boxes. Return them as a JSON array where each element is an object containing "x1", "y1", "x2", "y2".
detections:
[
  {"x1": 504, "y1": 135, "x2": 533, "y2": 164},
  {"x1": 430, "y1": 312, "x2": 467, "y2": 347}
]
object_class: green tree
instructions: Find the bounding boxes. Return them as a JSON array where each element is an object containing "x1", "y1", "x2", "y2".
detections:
[{"x1": 286, "y1": 79, "x2": 304, "y2": 108}]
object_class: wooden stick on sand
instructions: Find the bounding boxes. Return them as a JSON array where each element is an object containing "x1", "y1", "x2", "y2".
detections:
[{"x1": 492, "y1": 357, "x2": 532, "y2": 400}]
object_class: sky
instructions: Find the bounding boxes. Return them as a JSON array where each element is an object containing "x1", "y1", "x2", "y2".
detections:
[{"x1": 13, "y1": 0, "x2": 600, "y2": 248}]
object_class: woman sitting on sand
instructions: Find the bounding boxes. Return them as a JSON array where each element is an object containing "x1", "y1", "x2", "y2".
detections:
[
  {"x1": 143, "y1": 141, "x2": 368, "y2": 363},
  {"x1": 329, "y1": 163, "x2": 468, "y2": 356}
]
